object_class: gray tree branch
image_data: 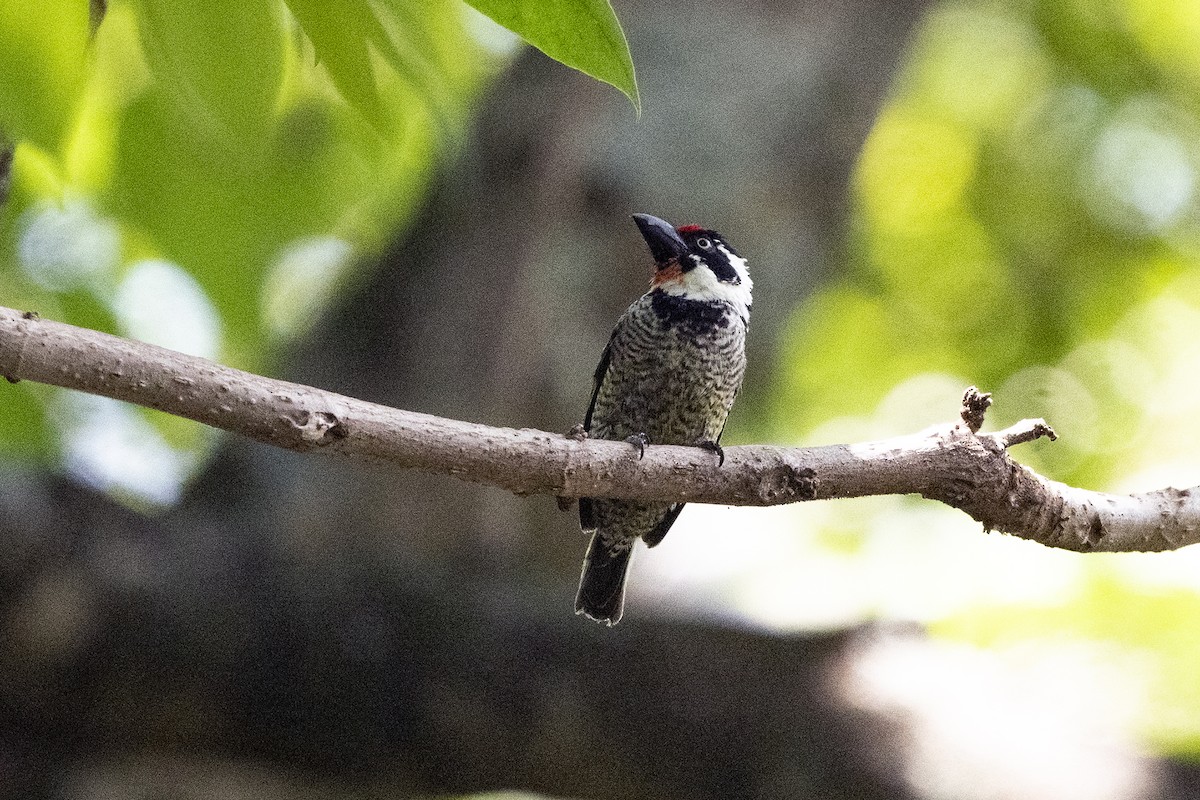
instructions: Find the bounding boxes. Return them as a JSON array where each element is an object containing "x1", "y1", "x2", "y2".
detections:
[{"x1": 1, "y1": 304, "x2": 1196, "y2": 553}]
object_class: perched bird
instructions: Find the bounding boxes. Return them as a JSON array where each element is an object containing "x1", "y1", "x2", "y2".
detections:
[{"x1": 575, "y1": 213, "x2": 752, "y2": 625}]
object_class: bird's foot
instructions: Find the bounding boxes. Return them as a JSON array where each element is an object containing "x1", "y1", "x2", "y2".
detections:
[
  {"x1": 696, "y1": 439, "x2": 725, "y2": 467},
  {"x1": 624, "y1": 432, "x2": 650, "y2": 459}
]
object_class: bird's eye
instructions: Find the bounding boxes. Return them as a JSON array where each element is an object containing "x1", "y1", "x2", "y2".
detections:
[{"x1": 696, "y1": 237, "x2": 712, "y2": 250}]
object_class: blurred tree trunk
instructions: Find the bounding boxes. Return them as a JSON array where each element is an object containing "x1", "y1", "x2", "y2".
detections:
[{"x1": 284, "y1": 0, "x2": 934, "y2": 593}]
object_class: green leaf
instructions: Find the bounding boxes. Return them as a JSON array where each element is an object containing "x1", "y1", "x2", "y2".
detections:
[
  {"x1": 462, "y1": 0, "x2": 639, "y2": 113},
  {"x1": 0, "y1": 2, "x2": 88, "y2": 151},
  {"x1": 132, "y1": 0, "x2": 285, "y2": 142},
  {"x1": 283, "y1": 0, "x2": 393, "y2": 132}
]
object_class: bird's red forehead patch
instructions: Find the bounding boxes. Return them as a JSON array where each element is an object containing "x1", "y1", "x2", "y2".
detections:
[{"x1": 676, "y1": 224, "x2": 705, "y2": 234}]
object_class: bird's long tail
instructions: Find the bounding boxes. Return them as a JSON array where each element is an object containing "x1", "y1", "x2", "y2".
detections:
[{"x1": 575, "y1": 534, "x2": 632, "y2": 626}]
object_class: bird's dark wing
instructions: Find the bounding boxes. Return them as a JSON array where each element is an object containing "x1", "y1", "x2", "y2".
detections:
[
  {"x1": 643, "y1": 503, "x2": 685, "y2": 548},
  {"x1": 583, "y1": 333, "x2": 615, "y2": 432},
  {"x1": 579, "y1": 333, "x2": 617, "y2": 533},
  {"x1": 579, "y1": 498, "x2": 597, "y2": 531}
]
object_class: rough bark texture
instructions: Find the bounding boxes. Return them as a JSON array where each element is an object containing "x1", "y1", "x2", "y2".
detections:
[{"x1": 3, "y1": 306, "x2": 1198, "y2": 554}]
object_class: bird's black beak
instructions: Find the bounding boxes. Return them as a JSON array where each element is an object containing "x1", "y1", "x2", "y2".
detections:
[{"x1": 633, "y1": 213, "x2": 688, "y2": 265}]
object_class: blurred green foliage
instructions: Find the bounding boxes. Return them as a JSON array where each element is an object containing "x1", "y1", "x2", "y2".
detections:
[
  {"x1": 0, "y1": 0, "x2": 636, "y2": 502},
  {"x1": 768, "y1": 0, "x2": 1200, "y2": 758},
  {"x1": 774, "y1": 0, "x2": 1200, "y2": 491}
]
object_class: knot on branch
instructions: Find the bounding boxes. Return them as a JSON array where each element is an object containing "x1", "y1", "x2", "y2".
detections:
[
  {"x1": 289, "y1": 409, "x2": 348, "y2": 445},
  {"x1": 960, "y1": 386, "x2": 992, "y2": 433},
  {"x1": 758, "y1": 464, "x2": 817, "y2": 504}
]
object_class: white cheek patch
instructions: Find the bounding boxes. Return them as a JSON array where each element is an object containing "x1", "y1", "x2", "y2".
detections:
[{"x1": 658, "y1": 246, "x2": 753, "y2": 310}]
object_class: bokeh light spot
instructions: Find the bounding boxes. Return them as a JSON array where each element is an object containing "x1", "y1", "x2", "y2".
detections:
[
  {"x1": 55, "y1": 393, "x2": 198, "y2": 507},
  {"x1": 914, "y1": 5, "x2": 1050, "y2": 130},
  {"x1": 17, "y1": 198, "x2": 119, "y2": 291},
  {"x1": 113, "y1": 259, "x2": 221, "y2": 359},
  {"x1": 263, "y1": 236, "x2": 353, "y2": 339},
  {"x1": 856, "y1": 108, "x2": 978, "y2": 236},
  {"x1": 1085, "y1": 117, "x2": 1195, "y2": 234}
]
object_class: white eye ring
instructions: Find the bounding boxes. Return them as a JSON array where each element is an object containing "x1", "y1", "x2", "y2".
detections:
[{"x1": 696, "y1": 237, "x2": 713, "y2": 250}]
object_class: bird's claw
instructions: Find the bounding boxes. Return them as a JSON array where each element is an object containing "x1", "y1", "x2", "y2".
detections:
[
  {"x1": 624, "y1": 432, "x2": 650, "y2": 459},
  {"x1": 696, "y1": 439, "x2": 725, "y2": 466},
  {"x1": 565, "y1": 423, "x2": 588, "y2": 442}
]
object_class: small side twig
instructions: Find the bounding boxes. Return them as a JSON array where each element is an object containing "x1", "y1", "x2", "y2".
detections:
[{"x1": 987, "y1": 419, "x2": 1058, "y2": 449}]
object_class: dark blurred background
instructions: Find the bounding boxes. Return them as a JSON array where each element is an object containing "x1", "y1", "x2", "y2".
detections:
[{"x1": 5, "y1": 0, "x2": 1200, "y2": 797}]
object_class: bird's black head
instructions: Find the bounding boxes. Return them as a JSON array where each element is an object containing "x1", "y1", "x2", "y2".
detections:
[{"x1": 632, "y1": 213, "x2": 752, "y2": 306}]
